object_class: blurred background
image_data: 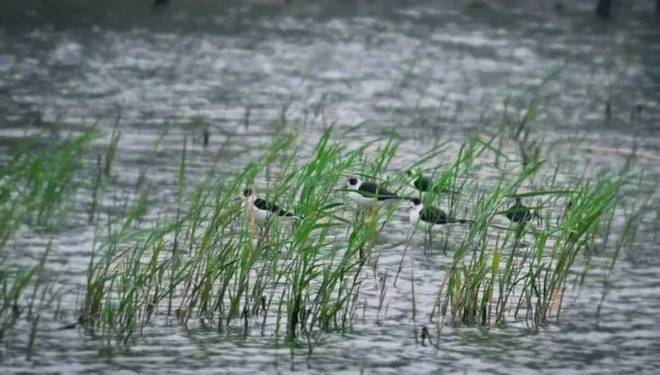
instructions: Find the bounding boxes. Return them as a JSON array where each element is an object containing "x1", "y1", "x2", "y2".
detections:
[{"x1": 1, "y1": 0, "x2": 658, "y2": 139}]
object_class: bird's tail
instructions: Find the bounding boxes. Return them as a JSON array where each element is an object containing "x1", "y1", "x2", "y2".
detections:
[
  {"x1": 281, "y1": 210, "x2": 303, "y2": 220},
  {"x1": 377, "y1": 195, "x2": 405, "y2": 202}
]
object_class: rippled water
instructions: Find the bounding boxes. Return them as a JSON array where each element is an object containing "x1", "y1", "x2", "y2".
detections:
[{"x1": 1, "y1": 1, "x2": 660, "y2": 374}]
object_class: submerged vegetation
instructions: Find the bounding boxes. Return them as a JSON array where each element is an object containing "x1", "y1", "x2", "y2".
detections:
[{"x1": 0, "y1": 99, "x2": 652, "y2": 358}]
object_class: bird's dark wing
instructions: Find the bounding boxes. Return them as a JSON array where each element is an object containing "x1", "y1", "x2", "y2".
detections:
[
  {"x1": 358, "y1": 182, "x2": 399, "y2": 200},
  {"x1": 413, "y1": 175, "x2": 455, "y2": 194},
  {"x1": 505, "y1": 204, "x2": 533, "y2": 223},
  {"x1": 254, "y1": 198, "x2": 295, "y2": 217},
  {"x1": 420, "y1": 206, "x2": 449, "y2": 224},
  {"x1": 279, "y1": 209, "x2": 295, "y2": 217},
  {"x1": 254, "y1": 198, "x2": 277, "y2": 212},
  {"x1": 413, "y1": 176, "x2": 431, "y2": 192}
]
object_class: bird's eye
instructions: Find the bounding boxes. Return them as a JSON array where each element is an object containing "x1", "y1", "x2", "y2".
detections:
[
  {"x1": 243, "y1": 188, "x2": 252, "y2": 197},
  {"x1": 349, "y1": 177, "x2": 358, "y2": 185}
]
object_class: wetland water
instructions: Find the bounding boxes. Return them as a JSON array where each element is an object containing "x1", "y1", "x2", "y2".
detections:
[{"x1": 1, "y1": 1, "x2": 660, "y2": 374}]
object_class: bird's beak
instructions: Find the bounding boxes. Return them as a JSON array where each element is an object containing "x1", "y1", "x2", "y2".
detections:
[{"x1": 233, "y1": 197, "x2": 242, "y2": 202}]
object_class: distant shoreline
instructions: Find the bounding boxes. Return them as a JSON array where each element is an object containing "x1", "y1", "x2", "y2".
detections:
[{"x1": 1, "y1": 0, "x2": 657, "y2": 32}]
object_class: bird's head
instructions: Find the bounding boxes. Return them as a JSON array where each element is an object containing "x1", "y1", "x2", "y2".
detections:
[
  {"x1": 242, "y1": 188, "x2": 256, "y2": 203},
  {"x1": 346, "y1": 176, "x2": 361, "y2": 189},
  {"x1": 406, "y1": 169, "x2": 420, "y2": 177},
  {"x1": 408, "y1": 198, "x2": 422, "y2": 210}
]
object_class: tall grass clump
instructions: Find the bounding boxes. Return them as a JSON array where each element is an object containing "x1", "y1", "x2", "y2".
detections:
[
  {"x1": 0, "y1": 94, "x2": 628, "y2": 358},
  {"x1": 1, "y1": 132, "x2": 93, "y2": 354},
  {"x1": 72, "y1": 117, "x2": 644, "y2": 350},
  {"x1": 1, "y1": 131, "x2": 95, "y2": 229},
  {"x1": 426, "y1": 89, "x2": 638, "y2": 328},
  {"x1": 77, "y1": 129, "x2": 406, "y2": 350}
]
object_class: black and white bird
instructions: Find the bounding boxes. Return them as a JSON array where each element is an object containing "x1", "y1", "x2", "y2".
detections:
[
  {"x1": 406, "y1": 169, "x2": 454, "y2": 195},
  {"x1": 241, "y1": 188, "x2": 300, "y2": 224},
  {"x1": 503, "y1": 198, "x2": 534, "y2": 224},
  {"x1": 407, "y1": 169, "x2": 433, "y2": 193},
  {"x1": 345, "y1": 177, "x2": 402, "y2": 208},
  {"x1": 408, "y1": 198, "x2": 470, "y2": 226}
]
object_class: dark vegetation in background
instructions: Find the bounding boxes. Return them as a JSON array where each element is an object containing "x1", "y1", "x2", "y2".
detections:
[{"x1": 0, "y1": 0, "x2": 658, "y2": 33}]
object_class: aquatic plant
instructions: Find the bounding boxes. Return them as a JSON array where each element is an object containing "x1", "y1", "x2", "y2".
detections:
[
  {"x1": 0, "y1": 111, "x2": 643, "y2": 356},
  {"x1": 0, "y1": 132, "x2": 93, "y2": 354}
]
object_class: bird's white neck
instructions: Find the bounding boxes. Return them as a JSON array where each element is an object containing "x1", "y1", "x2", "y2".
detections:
[{"x1": 409, "y1": 204, "x2": 422, "y2": 223}]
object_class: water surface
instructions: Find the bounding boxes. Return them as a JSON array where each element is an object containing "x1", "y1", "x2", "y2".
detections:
[{"x1": 1, "y1": 2, "x2": 660, "y2": 374}]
